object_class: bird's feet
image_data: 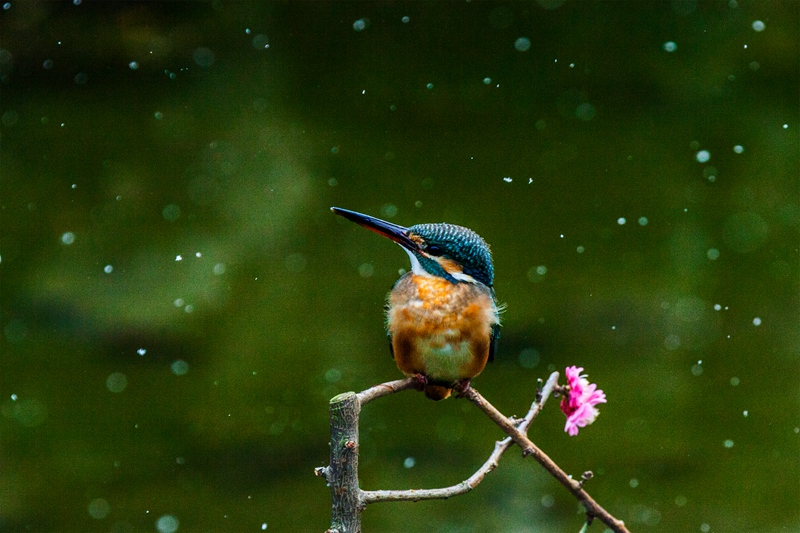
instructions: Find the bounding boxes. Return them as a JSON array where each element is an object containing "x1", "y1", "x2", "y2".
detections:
[
  {"x1": 453, "y1": 379, "x2": 472, "y2": 398},
  {"x1": 413, "y1": 373, "x2": 429, "y2": 391}
]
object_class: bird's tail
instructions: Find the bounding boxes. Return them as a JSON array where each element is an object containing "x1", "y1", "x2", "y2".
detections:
[{"x1": 424, "y1": 384, "x2": 452, "y2": 401}]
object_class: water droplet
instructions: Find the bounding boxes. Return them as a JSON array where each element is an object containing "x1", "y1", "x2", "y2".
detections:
[
  {"x1": 128, "y1": 61, "x2": 139, "y2": 70},
  {"x1": 576, "y1": 245, "x2": 585, "y2": 253},
  {"x1": 284, "y1": 253, "x2": 307, "y2": 273},
  {"x1": 175, "y1": 255, "x2": 183, "y2": 262},
  {"x1": 401, "y1": 16, "x2": 410, "y2": 23},
  {"x1": 751, "y1": 20, "x2": 765, "y2": 32},
  {"x1": 324, "y1": 368, "x2": 342, "y2": 383},
  {"x1": 156, "y1": 514, "x2": 179, "y2": 533},
  {"x1": 575, "y1": 102, "x2": 596, "y2": 121},
  {"x1": 137, "y1": 348, "x2": 147, "y2": 356},
  {"x1": 730, "y1": 376, "x2": 740, "y2": 386},
  {"x1": 752, "y1": 317, "x2": 761, "y2": 326},
  {"x1": 638, "y1": 217, "x2": 648, "y2": 226},
  {"x1": 733, "y1": 145, "x2": 744, "y2": 154},
  {"x1": 193, "y1": 47, "x2": 215, "y2": 67},
  {"x1": 663, "y1": 41, "x2": 677, "y2": 52},
  {"x1": 380, "y1": 204, "x2": 398, "y2": 218},
  {"x1": 514, "y1": 37, "x2": 531, "y2": 52},
  {"x1": 403, "y1": 457, "x2": 416, "y2": 468},
  {"x1": 617, "y1": 217, "x2": 626, "y2": 225},
  {"x1": 103, "y1": 264, "x2": 113, "y2": 274},
  {"x1": 61, "y1": 231, "x2": 76, "y2": 245},
  {"x1": 426, "y1": 82, "x2": 434, "y2": 90},
  {"x1": 483, "y1": 77, "x2": 492, "y2": 85},
  {"x1": 251, "y1": 34, "x2": 269, "y2": 50},
  {"x1": 154, "y1": 111, "x2": 163, "y2": 120},
  {"x1": 707, "y1": 248, "x2": 720, "y2": 260},
  {"x1": 161, "y1": 204, "x2": 181, "y2": 222},
  {"x1": 106, "y1": 372, "x2": 128, "y2": 393},
  {"x1": 171, "y1": 360, "x2": 189, "y2": 376},
  {"x1": 518, "y1": 348, "x2": 540, "y2": 369},
  {"x1": 629, "y1": 478, "x2": 639, "y2": 488},
  {"x1": 358, "y1": 263, "x2": 374, "y2": 278},
  {"x1": 353, "y1": 18, "x2": 369, "y2": 31},
  {"x1": 695, "y1": 150, "x2": 710, "y2": 163},
  {"x1": 87, "y1": 498, "x2": 110, "y2": 519},
  {"x1": 664, "y1": 334, "x2": 681, "y2": 351},
  {"x1": 213, "y1": 263, "x2": 226, "y2": 275}
]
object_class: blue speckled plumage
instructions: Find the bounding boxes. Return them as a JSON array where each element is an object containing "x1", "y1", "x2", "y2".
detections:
[{"x1": 409, "y1": 223, "x2": 494, "y2": 287}]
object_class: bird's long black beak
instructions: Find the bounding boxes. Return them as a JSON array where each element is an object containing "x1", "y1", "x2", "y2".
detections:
[{"x1": 331, "y1": 207, "x2": 419, "y2": 251}]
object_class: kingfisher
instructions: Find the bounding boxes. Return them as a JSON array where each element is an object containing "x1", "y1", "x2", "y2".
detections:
[{"x1": 331, "y1": 207, "x2": 500, "y2": 400}]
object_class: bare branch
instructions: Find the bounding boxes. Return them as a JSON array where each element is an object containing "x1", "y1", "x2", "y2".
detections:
[
  {"x1": 318, "y1": 372, "x2": 628, "y2": 533},
  {"x1": 361, "y1": 372, "x2": 562, "y2": 505},
  {"x1": 462, "y1": 386, "x2": 630, "y2": 533},
  {"x1": 356, "y1": 377, "x2": 418, "y2": 405},
  {"x1": 363, "y1": 420, "x2": 512, "y2": 504}
]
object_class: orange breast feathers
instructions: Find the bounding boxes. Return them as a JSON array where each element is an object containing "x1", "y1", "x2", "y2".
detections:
[{"x1": 385, "y1": 273, "x2": 499, "y2": 381}]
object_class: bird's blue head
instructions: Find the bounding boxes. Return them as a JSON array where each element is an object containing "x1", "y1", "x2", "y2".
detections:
[{"x1": 331, "y1": 207, "x2": 494, "y2": 287}]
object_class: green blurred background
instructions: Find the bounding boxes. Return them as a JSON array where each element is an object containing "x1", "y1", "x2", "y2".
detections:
[{"x1": 1, "y1": 1, "x2": 798, "y2": 532}]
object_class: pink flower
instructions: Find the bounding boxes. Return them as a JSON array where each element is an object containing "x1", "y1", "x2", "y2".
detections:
[{"x1": 560, "y1": 366, "x2": 607, "y2": 436}]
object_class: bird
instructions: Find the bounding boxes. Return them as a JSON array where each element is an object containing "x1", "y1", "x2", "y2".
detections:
[{"x1": 331, "y1": 207, "x2": 500, "y2": 400}]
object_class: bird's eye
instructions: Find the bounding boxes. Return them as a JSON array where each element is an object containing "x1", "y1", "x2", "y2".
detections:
[{"x1": 426, "y1": 244, "x2": 443, "y2": 256}]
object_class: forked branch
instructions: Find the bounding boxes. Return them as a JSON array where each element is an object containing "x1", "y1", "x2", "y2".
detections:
[{"x1": 316, "y1": 373, "x2": 629, "y2": 533}]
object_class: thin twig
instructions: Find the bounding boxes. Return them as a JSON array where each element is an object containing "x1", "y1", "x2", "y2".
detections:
[
  {"x1": 356, "y1": 377, "x2": 419, "y2": 405},
  {"x1": 361, "y1": 372, "x2": 561, "y2": 505},
  {"x1": 462, "y1": 387, "x2": 630, "y2": 533}
]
